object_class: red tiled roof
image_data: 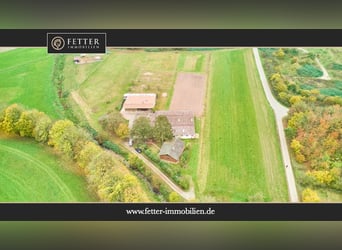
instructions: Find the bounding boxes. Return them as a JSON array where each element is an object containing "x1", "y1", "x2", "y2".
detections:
[{"x1": 123, "y1": 93, "x2": 156, "y2": 109}]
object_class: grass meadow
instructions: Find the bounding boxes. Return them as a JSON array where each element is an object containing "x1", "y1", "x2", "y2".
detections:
[
  {"x1": 0, "y1": 136, "x2": 95, "y2": 202},
  {"x1": 197, "y1": 49, "x2": 288, "y2": 202},
  {"x1": 0, "y1": 48, "x2": 63, "y2": 119},
  {"x1": 0, "y1": 48, "x2": 95, "y2": 202}
]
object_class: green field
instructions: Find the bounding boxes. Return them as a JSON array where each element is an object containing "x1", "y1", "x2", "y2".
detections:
[
  {"x1": 197, "y1": 49, "x2": 288, "y2": 202},
  {"x1": 0, "y1": 136, "x2": 95, "y2": 202},
  {"x1": 0, "y1": 48, "x2": 95, "y2": 202},
  {"x1": 0, "y1": 48, "x2": 63, "y2": 119}
]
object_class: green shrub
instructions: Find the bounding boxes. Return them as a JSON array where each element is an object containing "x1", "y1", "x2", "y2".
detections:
[
  {"x1": 102, "y1": 140, "x2": 128, "y2": 159},
  {"x1": 320, "y1": 88, "x2": 342, "y2": 97},
  {"x1": 297, "y1": 64, "x2": 323, "y2": 77},
  {"x1": 259, "y1": 48, "x2": 277, "y2": 56},
  {"x1": 300, "y1": 84, "x2": 315, "y2": 90},
  {"x1": 334, "y1": 81, "x2": 342, "y2": 90},
  {"x1": 332, "y1": 63, "x2": 342, "y2": 70}
]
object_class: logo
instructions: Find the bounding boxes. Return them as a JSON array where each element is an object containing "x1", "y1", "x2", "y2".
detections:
[
  {"x1": 51, "y1": 36, "x2": 65, "y2": 50},
  {"x1": 47, "y1": 33, "x2": 106, "y2": 53}
]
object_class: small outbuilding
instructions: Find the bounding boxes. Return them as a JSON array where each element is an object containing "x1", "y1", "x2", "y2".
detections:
[{"x1": 159, "y1": 138, "x2": 185, "y2": 163}]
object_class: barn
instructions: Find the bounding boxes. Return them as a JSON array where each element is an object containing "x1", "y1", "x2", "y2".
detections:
[
  {"x1": 159, "y1": 138, "x2": 185, "y2": 163},
  {"x1": 122, "y1": 93, "x2": 156, "y2": 112}
]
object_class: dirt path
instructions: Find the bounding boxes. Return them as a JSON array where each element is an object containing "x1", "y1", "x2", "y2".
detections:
[
  {"x1": 70, "y1": 91, "x2": 93, "y2": 123},
  {"x1": 253, "y1": 48, "x2": 299, "y2": 202},
  {"x1": 122, "y1": 143, "x2": 195, "y2": 201},
  {"x1": 298, "y1": 48, "x2": 331, "y2": 80},
  {"x1": 0, "y1": 47, "x2": 16, "y2": 53}
]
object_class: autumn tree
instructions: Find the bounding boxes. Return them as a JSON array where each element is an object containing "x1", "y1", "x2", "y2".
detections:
[
  {"x1": 130, "y1": 117, "x2": 153, "y2": 144},
  {"x1": 16, "y1": 110, "x2": 41, "y2": 137},
  {"x1": 32, "y1": 112, "x2": 52, "y2": 143},
  {"x1": 128, "y1": 155, "x2": 144, "y2": 172},
  {"x1": 302, "y1": 188, "x2": 320, "y2": 202},
  {"x1": 153, "y1": 115, "x2": 173, "y2": 144},
  {"x1": 168, "y1": 191, "x2": 182, "y2": 202},
  {"x1": 275, "y1": 48, "x2": 285, "y2": 58},
  {"x1": 115, "y1": 123, "x2": 129, "y2": 139},
  {"x1": 110, "y1": 174, "x2": 148, "y2": 202},
  {"x1": 48, "y1": 120, "x2": 76, "y2": 158},
  {"x1": 99, "y1": 112, "x2": 127, "y2": 136},
  {"x1": 0, "y1": 104, "x2": 23, "y2": 134},
  {"x1": 76, "y1": 141, "x2": 102, "y2": 169}
]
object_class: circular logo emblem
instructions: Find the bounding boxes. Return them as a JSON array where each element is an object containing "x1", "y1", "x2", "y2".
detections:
[{"x1": 51, "y1": 36, "x2": 65, "y2": 50}]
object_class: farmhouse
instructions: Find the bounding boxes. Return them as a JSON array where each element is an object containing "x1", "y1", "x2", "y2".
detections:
[
  {"x1": 134, "y1": 110, "x2": 196, "y2": 139},
  {"x1": 159, "y1": 138, "x2": 185, "y2": 163},
  {"x1": 154, "y1": 110, "x2": 196, "y2": 139},
  {"x1": 122, "y1": 93, "x2": 156, "y2": 112}
]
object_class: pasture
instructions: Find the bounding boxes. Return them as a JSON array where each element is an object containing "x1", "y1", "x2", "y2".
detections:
[
  {"x1": 62, "y1": 49, "x2": 210, "y2": 121},
  {"x1": 197, "y1": 49, "x2": 288, "y2": 202},
  {"x1": 0, "y1": 48, "x2": 63, "y2": 119},
  {"x1": 0, "y1": 136, "x2": 95, "y2": 202}
]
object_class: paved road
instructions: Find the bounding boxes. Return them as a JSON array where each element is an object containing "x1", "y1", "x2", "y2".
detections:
[
  {"x1": 253, "y1": 48, "x2": 299, "y2": 202},
  {"x1": 122, "y1": 143, "x2": 195, "y2": 201}
]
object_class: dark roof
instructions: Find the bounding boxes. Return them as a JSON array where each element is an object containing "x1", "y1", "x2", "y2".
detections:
[{"x1": 159, "y1": 138, "x2": 185, "y2": 161}]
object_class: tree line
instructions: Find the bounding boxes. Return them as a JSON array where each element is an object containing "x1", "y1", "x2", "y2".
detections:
[{"x1": 0, "y1": 104, "x2": 149, "y2": 202}]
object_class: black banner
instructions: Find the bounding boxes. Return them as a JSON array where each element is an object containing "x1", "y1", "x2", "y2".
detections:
[
  {"x1": 47, "y1": 33, "x2": 106, "y2": 53},
  {"x1": 0, "y1": 203, "x2": 341, "y2": 221},
  {"x1": 0, "y1": 29, "x2": 342, "y2": 47}
]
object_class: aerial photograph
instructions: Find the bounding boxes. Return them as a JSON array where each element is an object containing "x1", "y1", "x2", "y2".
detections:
[{"x1": 0, "y1": 47, "x2": 341, "y2": 202}]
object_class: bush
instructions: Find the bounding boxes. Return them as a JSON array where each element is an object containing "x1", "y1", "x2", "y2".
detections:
[
  {"x1": 334, "y1": 81, "x2": 342, "y2": 90},
  {"x1": 102, "y1": 140, "x2": 128, "y2": 159},
  {"x1": 297, "y1": 64, "x2": 323, "y2": 77},
  {"x1": 320, "y1": 88, "x2": 342, "y2": 97},
  {"x1": 332, "y1": 63, "x2": 342, "y2": 70}
]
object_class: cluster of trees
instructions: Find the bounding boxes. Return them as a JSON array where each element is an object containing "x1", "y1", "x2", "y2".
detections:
[
  {"x1": 99, "y1": 112, "x2": 129, "y2": 139},
  {"x1": 260, "y1": 48, "x2": 342, "y2": 107},
  {"x1": 0, "y1": 104, "x2": 149, "y2": 202},
  {"x1": 100, "y1": 113, "x2": 174, "y2": 145},
  {"x1": 285, "y1": 103, "x2": 342, "y2": 191},
  {"x1": 131, "y1": 116, "x2": 173, "y2": 145}
]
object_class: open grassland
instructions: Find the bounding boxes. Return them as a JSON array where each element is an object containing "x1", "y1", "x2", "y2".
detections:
[
  {"x1": 0, "y1": 48, "x2": 63, "y2": 119},
  {"x1": 197, "y1": 49, "x2": 288, "y2": 202},
  {"x1": 0, "y1": 136, "x2": 95, "y2": 202}
]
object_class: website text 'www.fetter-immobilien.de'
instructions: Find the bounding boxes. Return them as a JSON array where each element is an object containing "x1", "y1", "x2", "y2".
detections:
[{"x1": 126, "y1": 207, "x2": 216, "y2": 216}]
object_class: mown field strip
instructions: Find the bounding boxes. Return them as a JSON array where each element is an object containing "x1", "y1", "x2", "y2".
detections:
[
  {"x1": 0, "y1": 137, "x2": 94, "y2": 202},
  {"x1": 198, "y1": 49, "x2": 287, "y2": 201}
]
